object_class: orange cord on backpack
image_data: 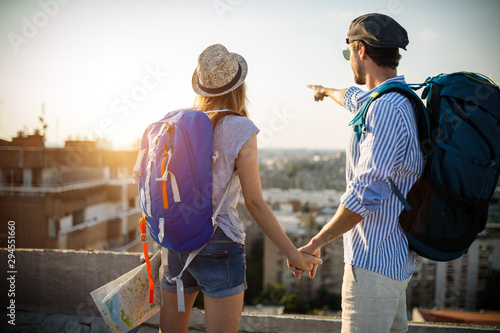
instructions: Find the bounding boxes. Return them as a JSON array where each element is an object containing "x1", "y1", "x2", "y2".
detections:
[{"x1": 139, "y1": 214, "x2": 155, "y2": 304}]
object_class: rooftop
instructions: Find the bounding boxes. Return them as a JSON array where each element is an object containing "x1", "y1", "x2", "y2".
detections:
[{"x1": 1, "y1": 249, "x2": 499, "y2": 332}]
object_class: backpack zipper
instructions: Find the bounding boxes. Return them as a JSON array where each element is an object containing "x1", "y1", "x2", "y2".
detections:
[
  {"x1": 179, "y1": 125, "x2": 202, "y2": 201},
  {"x1": 160, "y1": 145, "x2": 169, "y2": 209}
]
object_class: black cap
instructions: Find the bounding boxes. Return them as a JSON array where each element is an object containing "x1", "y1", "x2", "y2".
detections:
[{"x1": 347, "y1": 13, "x2": 409, "y2": 50}]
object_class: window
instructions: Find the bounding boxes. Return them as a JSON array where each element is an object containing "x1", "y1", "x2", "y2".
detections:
[
  {"x1": 127, "y1": 229, "x2": 137, "y2": 242},
  {"x1": 48, "y1": 218, "x2": 59, "y2": 238},
  {"x1": 6, "y1": 169, "x2": 23, "y2": 186},
  {"x1": 128, "y1": 197, "x2": 136, "y2": 209},
  {"x1": 72, "y1": 210, "x2": 84, "y2": 226}
]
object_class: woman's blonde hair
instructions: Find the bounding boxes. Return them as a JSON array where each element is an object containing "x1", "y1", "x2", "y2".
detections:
[{"x1": 193, "y1": 83, "x2": 249, "y2": 119}]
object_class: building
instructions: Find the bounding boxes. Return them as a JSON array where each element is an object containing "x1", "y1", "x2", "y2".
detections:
[
  {"x1": 262, "y1": 193, "x2": 500, "y2": 314},
  {"x1": 408, "y1": 223, "x2": 500, "y2": 311},
  {"x1": 0, "y1": 134, "x2": 144, "y2": 252},
  {"x1": 262, "y1": 208, "x2": 344, "y2": 307},
  {"x1": 414, "y1": 308, "x2": 500, "y2": 327}
]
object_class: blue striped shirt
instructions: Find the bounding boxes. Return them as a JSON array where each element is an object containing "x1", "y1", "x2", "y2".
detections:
[{"x1": 340, "y1": 76, "x2": 423, "y2": 280}]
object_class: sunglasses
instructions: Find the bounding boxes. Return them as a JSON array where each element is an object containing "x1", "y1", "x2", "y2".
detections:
[{"x1": 342, "y1": 49, "x2": 350, "y2": 61}]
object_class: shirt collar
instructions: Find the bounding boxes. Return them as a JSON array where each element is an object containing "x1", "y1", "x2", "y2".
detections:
[{"x1": 356, "y1": 75, "x2": 406, "y2": 105}]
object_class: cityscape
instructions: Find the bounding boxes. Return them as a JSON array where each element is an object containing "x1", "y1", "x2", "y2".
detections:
[
  {"x1": 2, "y1": 0, "x2": 500, "y2": 330},
  {"x1": 1, "y1": 129, "x2": 500, "y2": 329}
]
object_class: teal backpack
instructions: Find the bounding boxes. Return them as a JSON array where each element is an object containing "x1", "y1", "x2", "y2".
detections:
[{"x1": 351, "y1": 72, "x2": 500, "y2": 261}]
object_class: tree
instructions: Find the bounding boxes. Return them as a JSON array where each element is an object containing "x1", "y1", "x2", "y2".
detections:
[
  {"x1": 245, "y1": 236, "x2": 264, "y2": 304},
  {"x1": 312, "y1": 287, "x2": 341, "y2": 311},
  {"x1": 477, "y1": 269, "x2": 500, "y2": 310}
]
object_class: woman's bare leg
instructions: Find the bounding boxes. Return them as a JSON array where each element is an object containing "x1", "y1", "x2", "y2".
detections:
[
  {"x1": 203, "y1": 291, "x2": 244, "y2": 333},
  {"x1": 159, "y1": 289, "x2": 199, "y2": 333}
]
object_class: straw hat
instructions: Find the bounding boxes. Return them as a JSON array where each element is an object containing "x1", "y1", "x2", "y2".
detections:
[{"x1": 192, "y1": 44, "x2": 248, "y2": 97}]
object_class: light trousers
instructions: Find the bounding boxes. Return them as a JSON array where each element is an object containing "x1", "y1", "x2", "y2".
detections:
[{"x1": 341, "y1": 264, "x2": 411, "y2": 333}]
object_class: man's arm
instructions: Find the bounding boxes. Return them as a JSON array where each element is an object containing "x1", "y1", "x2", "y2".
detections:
[
  {"x1": 290, "y1": 205, "x2": 363, "y2": 278},
  {"x1": 307, "y1": 85, "x2": 347, "y2": 106},
  {"x1": 307, "y1": 204, "x2": 363, "y2": 251}
]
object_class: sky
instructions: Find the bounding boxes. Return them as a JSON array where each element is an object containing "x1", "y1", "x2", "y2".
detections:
[{"x1": 1, "y1": 0, "x2": 499, "y2": 150}]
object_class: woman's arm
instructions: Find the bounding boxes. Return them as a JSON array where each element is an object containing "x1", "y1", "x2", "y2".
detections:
[{"x1": 236, "y1": 133, "x2": 321, "y2": 271}]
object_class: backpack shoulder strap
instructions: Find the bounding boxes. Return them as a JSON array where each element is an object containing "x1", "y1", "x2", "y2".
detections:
[
  {"x1": 349, "y1": 82, "x2": 428, "y2": 142},
  {"x1": 349, "y1": 82, "x2": 430, "y2": 211},
  {"x1": 205, "y1": 110, "x2": 242, "y2": 130}
]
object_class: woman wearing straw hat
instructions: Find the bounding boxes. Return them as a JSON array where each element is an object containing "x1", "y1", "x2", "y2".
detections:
[{"x1": 159, "y1": 44, "x2": 322, "y2": 333}]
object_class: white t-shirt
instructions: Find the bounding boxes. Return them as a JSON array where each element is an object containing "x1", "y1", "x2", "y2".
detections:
[{"x1": 211, "y1": 114, "x2": 259, "y2": 244}]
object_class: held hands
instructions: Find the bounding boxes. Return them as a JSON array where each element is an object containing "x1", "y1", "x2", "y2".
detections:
[
  {"x1": 287, "y1": 249, "x2": 322, "y2": 280},
  {"x1": 287, "y1": 244, "x2": 322, "y2": 280}
]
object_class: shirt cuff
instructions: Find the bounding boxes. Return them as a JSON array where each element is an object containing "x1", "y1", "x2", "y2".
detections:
[
  {"x1": 340, "y1": 189, "x2": 372, "y2": 218},
  {"x1": 343, "y1": 86, "x2": 363, "y2": 114}
]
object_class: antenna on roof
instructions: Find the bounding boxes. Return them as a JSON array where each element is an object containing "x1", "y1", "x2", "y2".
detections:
[{"x1": 39, "y1": 102, "x2": 48, "y2": 139}]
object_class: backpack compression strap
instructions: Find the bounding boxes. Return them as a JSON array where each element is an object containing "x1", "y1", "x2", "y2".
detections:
[{"x1": 139, "y1": 214, "x2": 155, "y2": 304}]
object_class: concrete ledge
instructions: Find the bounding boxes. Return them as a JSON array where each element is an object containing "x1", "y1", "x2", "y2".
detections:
[
  {"x1": 1, "y1": 249, "x2": 498, "y2": 333},
  {"x1": 163, "y1": 311, "x2": 499, "y2": 332},
  {"x1": 5, "y1": 310, "x2": 498, "y2": 333},
  {"x1": 0, "y1": 248, "x2": 144, "y2": 316}
]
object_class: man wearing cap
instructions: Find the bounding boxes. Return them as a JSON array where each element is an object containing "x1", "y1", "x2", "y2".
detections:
[{"x1": 292, "y1": 13, "x2": 423, "y2": 332}]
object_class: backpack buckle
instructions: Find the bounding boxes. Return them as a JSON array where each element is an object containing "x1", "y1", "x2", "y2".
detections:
[
  {"x1": 212, "y1": 151, "x2": 219, "y2": 163},
  {"x1": 139, "y1": 215, "x2": 148, "y2": 243}
]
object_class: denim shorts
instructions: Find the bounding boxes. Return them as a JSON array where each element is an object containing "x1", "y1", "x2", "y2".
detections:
[{"x1": 162, "y1": 228, "x2": 247, "y2": 298}]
